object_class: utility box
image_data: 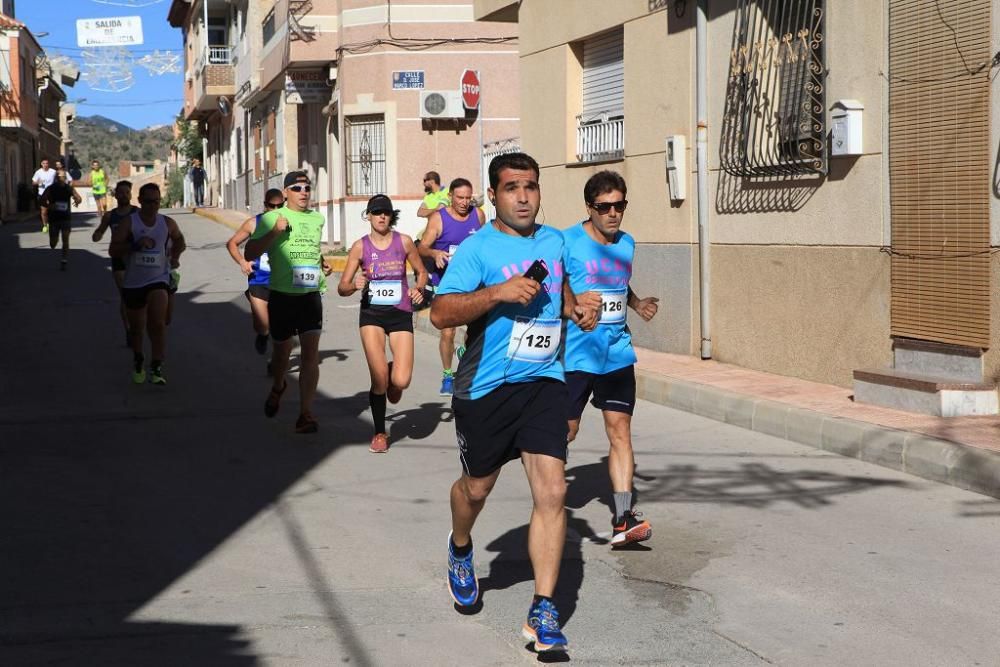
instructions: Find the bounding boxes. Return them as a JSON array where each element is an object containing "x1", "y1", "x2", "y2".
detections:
[{"x1": 830, "y1": 99, "x2": 863, "y2": 157}]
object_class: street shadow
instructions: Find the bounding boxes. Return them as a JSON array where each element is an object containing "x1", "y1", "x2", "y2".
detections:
[
  {"x1": 477, "y1": 510, "x2": 599, "y2": 632},
  {"x1": 633, "y1": 462, "x2": 910, "y2": 509},
  {"x1": 0, "y1": 221, "x2": 380, "y2": 666},
  {"x1": 957, "y1": 499, "x2": 1000, "y2": 518},
  {"x1": 388, "y1": 401, "x2": 453, "y2": 442}
]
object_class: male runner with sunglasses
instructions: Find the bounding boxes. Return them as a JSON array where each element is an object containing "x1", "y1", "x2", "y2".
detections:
[
  {"x1": 562, "y1": 171, "x2": 659, "y2": 547},
  {"x1": 245, "y1": 172, "x2": 332, "y2": 434}
]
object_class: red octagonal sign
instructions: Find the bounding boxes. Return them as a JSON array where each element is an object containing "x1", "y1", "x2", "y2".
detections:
[{"x1": 461, "y1": 69, "x2": 480, "y2": 110}]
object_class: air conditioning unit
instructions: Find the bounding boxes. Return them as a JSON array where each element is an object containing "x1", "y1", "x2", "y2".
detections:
[{"x1": 419, "y1": 90, "x2": 464, "y2": 119}]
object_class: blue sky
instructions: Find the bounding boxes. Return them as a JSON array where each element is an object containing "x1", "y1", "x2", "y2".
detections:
[{"x1": 18, "y1": 0, "x2": 184, "y2": 129}]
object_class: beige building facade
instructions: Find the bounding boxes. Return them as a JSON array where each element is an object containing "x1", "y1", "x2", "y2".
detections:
[
  {"x1": 477, "y1": 0, "x2": 1000, "y2": 391},
  {"x1": 170, "y1": 0, "x2": 519, "y2": 246}
]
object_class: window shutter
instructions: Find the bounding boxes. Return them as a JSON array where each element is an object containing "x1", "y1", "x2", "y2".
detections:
[
  {"x1": 253, "y1": 124, "x2": 261, "y2": 180},
  {"x1": 888, "y1": 0, "x2": 992, "y2": 348},
  {"x1": 581, "y1": 28, "x2": 624, "y2": 122},
  {"x1": 266, "y1": 110, "x2": 277, "y2": 175}
]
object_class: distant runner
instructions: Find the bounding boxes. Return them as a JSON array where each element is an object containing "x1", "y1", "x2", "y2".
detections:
[
  {"x1": 39, "y1": 169, "x2": 82, "y2": 270},
  {"x1": 227, "y1": 189, "x2": 284, "y2": 373},
  {"x1": 93, "y1": 180, "x2": 137, "y2": 344}
]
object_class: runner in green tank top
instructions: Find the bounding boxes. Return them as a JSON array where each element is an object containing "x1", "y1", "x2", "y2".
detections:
[
  {"x1": 245, "y1": 171, "x2": 333, "y2": 434},
  {"x1": 90, "y1": 160, "x2": 108, "y2": 217}
]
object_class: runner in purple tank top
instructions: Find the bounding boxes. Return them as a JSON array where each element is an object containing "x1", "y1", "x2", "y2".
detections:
[
  {"x1": 339, "y1": 194, "x2": 428, "y2": 453},
  {"x1": 417, "y1": 178, "x2": 485, "y2": 395}
]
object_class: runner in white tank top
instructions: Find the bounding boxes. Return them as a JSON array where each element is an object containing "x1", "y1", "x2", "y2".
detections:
[{"x1": 109, "y1": 183, "x2": 186, "y2": 385}]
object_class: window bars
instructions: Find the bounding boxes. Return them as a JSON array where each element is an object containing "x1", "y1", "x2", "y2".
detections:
[
  {"x1": 345, "y1": 115, "x2": 386, "y2": 197},
  {"x1": 720, "y1": 0, "x2": 827, "y2": 177}
]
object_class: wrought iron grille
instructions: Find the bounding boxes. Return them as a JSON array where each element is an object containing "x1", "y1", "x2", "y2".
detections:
[
  {"x1": 345, "y1": 115, "x2": 386, "y2": 197},
  {"x1": 720, "y1": 0, "x2": 827, "y2": 177}
]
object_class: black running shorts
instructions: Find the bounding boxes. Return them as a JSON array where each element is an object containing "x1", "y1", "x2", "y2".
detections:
[
  {"x1": 565, "y1": 365, "x2": 637, "y2": 419},
  {"x1": 245, "y1": 284, "x2": 270, "y2": 301},
  {"x1": 359, "y1": 305, "x2": 413, "y2": 334},
  {"x1": 268, "y1": 290, "x2": 323, "y2": 342},
  {"x1": 122, "y1": 282, "x2": 169, "y2": 310},
  {"x1": 452, "y1": 379, "x2": 569, "y2": 478}
]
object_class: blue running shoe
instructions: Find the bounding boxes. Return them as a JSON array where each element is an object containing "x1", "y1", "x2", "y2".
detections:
[
  {"x1": 447, "y1": 531, "x2": 478, "y2": 606},
  {"x1": 439, "y1": 374, "x2": 454, "y2": 396},
  {"x1": 522, "y1": 598, "x2": 568, "y2": 652}
]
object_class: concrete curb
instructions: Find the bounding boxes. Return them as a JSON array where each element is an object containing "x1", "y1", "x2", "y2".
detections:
[
  {"x1": 412, "y1": 309, "x2": 1000, "y2": 499},
  {"x1": 634, "y1": 371, "x2": 1000, "y2": 499}
]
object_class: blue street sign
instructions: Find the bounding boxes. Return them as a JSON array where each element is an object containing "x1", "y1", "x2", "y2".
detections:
[{"x1": 392, "y1": 70, "x2": 425, "y2": 90}]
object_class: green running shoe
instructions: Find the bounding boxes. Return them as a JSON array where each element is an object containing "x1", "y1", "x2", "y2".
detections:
[
  {"x1": 150, "y1": 365, "x2": 166, "y2": 386},
  {"x1": 132, "y1": 367, "x2": 146, "y2": 384},
  {"x1": 169, "y1": 270, "x2": 181, "y2": 291}
]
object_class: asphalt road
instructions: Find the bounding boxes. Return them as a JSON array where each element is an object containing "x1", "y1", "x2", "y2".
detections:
[{"x1": 2, "y1": 211, "x2": 1000, "y2": 666}]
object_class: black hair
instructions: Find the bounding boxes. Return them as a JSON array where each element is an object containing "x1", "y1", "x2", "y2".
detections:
[
  {"x1": 449, "y1": 177, "x2": 473, "y2": 193},
  {"x1": 116, "y1": 180, "x2": 132, "y2": 192},
  {"x1": 424, "y1": 171, "x2": 441, "y2": 185},
  {"x1": 264, "y1": 188, "x2": 284, "y2": 202},
  {"x1": 488, "y1": 152, "x2": 539, "y2": 190},
  {"x1": 138, "y1": 183, "x2": 160, "y2": 200},
  {"x1": 583, "y1": 170, "x2": 627, "y2": 204}
]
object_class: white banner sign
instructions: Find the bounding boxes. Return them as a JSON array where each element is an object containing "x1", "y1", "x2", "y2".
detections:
[
  {"x1": 76, "y1": 16, "x2": 144, "y2": 48},
  {"x1": 284, "y1": 70, "x2": 330, "y2": 104}
]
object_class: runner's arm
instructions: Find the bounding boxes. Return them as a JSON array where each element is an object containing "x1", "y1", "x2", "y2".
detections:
[
  {"x1": 417, "y1": 214, "x2": 449, "y2": 268},
  {"x1": 431, "y1": 276, "x2": 541, "y2": 329},
  {"x1": 562, "y1": 277, "x2": 599, "y2": 331},
  {"x1": 627, "y1": 285, "x2": 659, "y2": 321},
  {"x1": 71, "y1": 187, "x2": 82, "y2": 206},
  {"x1": 166, "y1": 217, "x2": 186, "y2": 264},
  {"x1": 108, "y1": 215, "x2": 133, "y2": 258},
  {"x1": 403, "y1": 235, "x2": 428, "y2": 292},
  {"x1": 337, "y1": 241, "x2": 365, "y2": 296},
  {"x1": 92, "y1": 211, "x2": 113, "y2": 242},
  {"x1": 226, "y1": 218, "x2": 256, "y2": 272},
  {"x1": 244, "y1": 215, "x2": 285, "y2": 261}
]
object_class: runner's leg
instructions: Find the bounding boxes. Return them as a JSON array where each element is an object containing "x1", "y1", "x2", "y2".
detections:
[
  {"x1": 360, "y1": 325, "x2": 389, "y2": 394},
  {"x1": 146, "y1": 289, "x2": 169, "y2": 363},
  {"x1": 604, "y1": 410, "x2": 635, "y2": 494},
  {"x1": 297, "y1": 331, "x2": 321, "y2": 416},
  {"x1": 248, "y1": 292, "x2": 270, "y2": 336},
  {"x1": 439, "y1": 326, "x2": 455, "y2": 372},
  {"x1": 387, "y1": 330, "x2": 414, "y2": 394},
  {"x1": 450, "y1": 469, "x2": 502, "y2": 547},
  {"x1": 521, "y1": 452, "x2": 567, "y2": 597}
]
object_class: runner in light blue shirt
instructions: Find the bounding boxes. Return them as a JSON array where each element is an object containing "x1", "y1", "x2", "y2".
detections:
[{"x1": 562, "y1": 170, "x2": 660, "y2": 548}]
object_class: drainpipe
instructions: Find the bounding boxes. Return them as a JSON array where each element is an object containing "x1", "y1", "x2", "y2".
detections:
[{"x1": 696, "y1": 0, "x2": 712, "y2": 359}]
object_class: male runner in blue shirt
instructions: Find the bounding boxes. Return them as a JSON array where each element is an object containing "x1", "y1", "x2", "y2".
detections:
[
  {"x1": 563, "y1": 171, "x2": 659, "y2": 546},
  {"x1": 431, "y1": 152, "x2": 598, "y2": 654}
]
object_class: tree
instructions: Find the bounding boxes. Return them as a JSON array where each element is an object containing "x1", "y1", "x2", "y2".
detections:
[{"x1": 173, "y1": 111, "x2": 203, "y2": 163}]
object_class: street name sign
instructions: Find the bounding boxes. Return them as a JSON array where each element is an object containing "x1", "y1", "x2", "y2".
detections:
[{"x1": 76, "y1": 16, "x2": 144, "y2": 48}]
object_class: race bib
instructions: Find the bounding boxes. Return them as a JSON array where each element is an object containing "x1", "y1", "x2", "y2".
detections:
[
  {"x1": 134, "y1": 251, "x2": 164, "y2": 269},
  {"x1": 258, "y1": 252, "x2": 270, "y2": 272},
  {"x1": 506, "y1": 317, "x2": 561, "y2": 363},
  {"x1": 369, "y1": 280, "x2": 401, "y2": 306},
  {"x1": 52, "y1": 202, "x2": 69, "y2": 212},
  {"x1": 600, "y1": 289, "x2": 627, "y2": 324},
  {"x1": 292, "y1": 265, "x2": 320, "y2": 288},
  {"x1": 448, "y1": 244, "x2": 459, "y2": 258}
]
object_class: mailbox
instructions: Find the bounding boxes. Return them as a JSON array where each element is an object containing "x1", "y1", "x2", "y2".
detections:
[{"x1": 830, "y1": 99, "x2": 863, "y2": 157}]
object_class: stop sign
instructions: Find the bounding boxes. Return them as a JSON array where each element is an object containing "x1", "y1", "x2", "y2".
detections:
[{"x1": 461, "y1": 69, "x2": 480, "y2": 110}]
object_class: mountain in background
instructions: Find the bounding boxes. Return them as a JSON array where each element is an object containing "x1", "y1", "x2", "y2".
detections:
[{"x1": 68, "y1": 115, "x2": 175, "y2": 172}]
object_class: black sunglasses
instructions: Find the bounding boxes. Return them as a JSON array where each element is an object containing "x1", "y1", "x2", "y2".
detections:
[
  {"x1": 369, "y1": 209, "x2": 392, "y2": 216},
  {"x1": 288, "y1": 184, "x2": 311, "y2": 193},
  {"x1": 264, "y1": 201, "x2": 283, "y2": 209},
  {"x1": 588, "y1": 200, "x2": 628, "y2": 214}
]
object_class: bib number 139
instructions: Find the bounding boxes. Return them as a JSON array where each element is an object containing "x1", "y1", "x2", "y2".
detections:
[
  {"x1": 292, "y1": 266, "x2": 319, "y2": 288},
  {"x1": 507, "y1": 317, "x2": 561, "y2": 363}
]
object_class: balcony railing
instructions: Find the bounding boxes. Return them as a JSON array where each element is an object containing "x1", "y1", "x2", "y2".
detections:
[
  {"x1": 208, "y1": 45, "x2": 233, "y2": 65},
  {"x1": 576, "y1": 114, "x2": 624, "y2": 163}
]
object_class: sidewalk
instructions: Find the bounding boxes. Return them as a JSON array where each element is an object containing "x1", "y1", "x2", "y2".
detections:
[{"x1": 196, "y1": 206, "x2": 1000, "y2": 499}]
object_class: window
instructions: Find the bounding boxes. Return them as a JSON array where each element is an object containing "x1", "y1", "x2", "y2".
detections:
[
  {"x1": 345, "y1": 115, "x2": 386, "y2": 196},
  {"x1": 262, "y1": 9, "x2": 276, "y2": 45},
  {"x1": 576, "y1": 28, "x2": 624, "y2": 163},
  {"x1": 253, "y1": 122, "x2": 262, "y2": 181},
  {"x1": 719, "y1": 0, "x2": 827, "y2": 177},
  {"x1": 266, "y1": 109, "x2": 277, "y2": 176}
]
